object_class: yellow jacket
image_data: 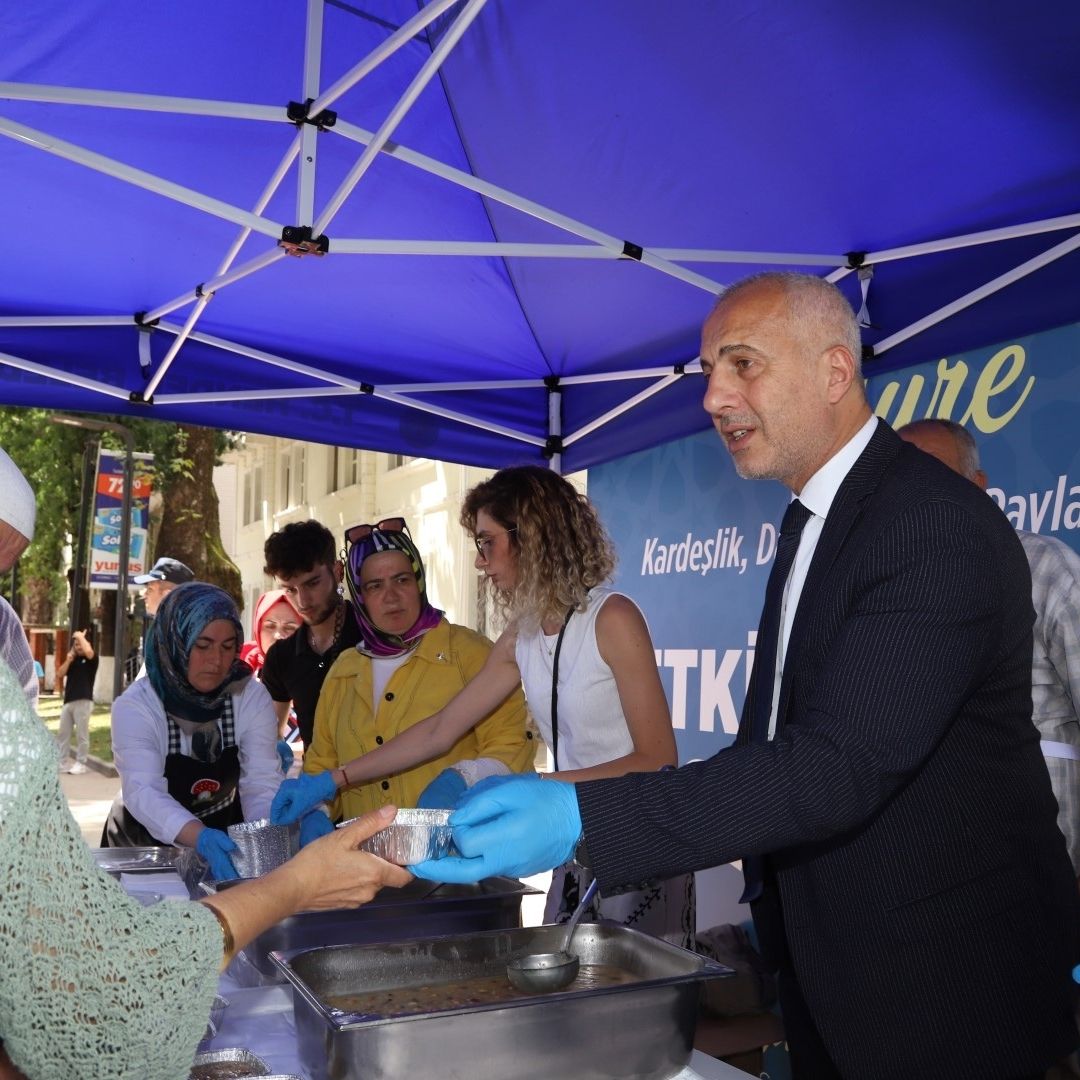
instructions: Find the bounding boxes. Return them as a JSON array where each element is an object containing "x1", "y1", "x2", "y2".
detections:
[{"x1": 305, "y1": 618, "x2": 534, "y2": 819}]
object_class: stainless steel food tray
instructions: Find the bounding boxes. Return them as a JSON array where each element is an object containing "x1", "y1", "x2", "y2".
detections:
[
  {"x1": 91, "y1": 845, "x2": 181, "y2": 878},
  {"x1": 199, "y1": 876, "x2": 539, "y2": 985},
  {"x1": 272, "y1": 922, "x2": 731, "y2": 1080}
]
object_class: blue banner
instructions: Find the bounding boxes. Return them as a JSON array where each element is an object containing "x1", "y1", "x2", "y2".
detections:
[{"x1": 590, "y1": 318, "x2": 1080, "y2": 767}]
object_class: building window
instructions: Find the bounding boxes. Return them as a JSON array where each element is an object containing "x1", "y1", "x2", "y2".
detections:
[
  {"x1": 279, "y1": 448, "x2": 307, "y2": 510},
  {"x1": 329, "y1": 446, "x2": 362, "y2": 492},
  {"x1": 243, "y1": 465, "x2": 264, "y2": 525}
]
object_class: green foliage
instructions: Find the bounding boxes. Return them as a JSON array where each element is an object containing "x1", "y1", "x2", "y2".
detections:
[{"x1": 0, "y1": 408, "x2": 238, "y2": 604}]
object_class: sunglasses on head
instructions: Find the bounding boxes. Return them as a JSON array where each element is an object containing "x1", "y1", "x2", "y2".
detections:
[{"x1": 344, "y1": 517, "x2": 409, "y2": 546}]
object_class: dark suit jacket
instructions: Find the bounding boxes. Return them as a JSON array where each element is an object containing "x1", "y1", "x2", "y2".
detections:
[{"x1": 578, "y1": 423, "x2": 1080, "y2": 1079}]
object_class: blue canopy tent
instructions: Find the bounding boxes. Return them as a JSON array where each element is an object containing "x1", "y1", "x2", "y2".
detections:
[{"x1": 1, "y1": 1, "x2": 1078, "y2": 472}]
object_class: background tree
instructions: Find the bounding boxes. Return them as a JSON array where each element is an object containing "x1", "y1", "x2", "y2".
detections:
[{"x1": 0, "y1": 409, "x2": 241, "y2": 657}]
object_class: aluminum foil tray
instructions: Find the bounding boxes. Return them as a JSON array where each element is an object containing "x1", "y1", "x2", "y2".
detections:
[
  {"x1": 90, "y1": 846, "x2": 181, "y2": 878},
  {"x1": 189, "y1": 1047, "x2": 269, "y2": 1078},
  {"x1": 227, "y1": 819, "x2": 298, "y2": 878},
  {"x1": 272, "y1": 922, "x2": 731, "y2": 1080},
  {"x1": 342, "y1": 807, "x2": 453, "y2": 864}
]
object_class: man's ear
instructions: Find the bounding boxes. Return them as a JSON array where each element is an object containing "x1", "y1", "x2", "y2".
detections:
[{"x1": 824, "y1": 345, "x2": 857, "y2": 404}]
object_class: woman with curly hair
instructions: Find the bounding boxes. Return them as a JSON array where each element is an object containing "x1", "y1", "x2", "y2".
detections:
[{"x1": 272, "y1": 465, "x2": 694, "y2": 947}]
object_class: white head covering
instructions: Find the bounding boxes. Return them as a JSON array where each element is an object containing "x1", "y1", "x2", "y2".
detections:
[{"x1": 0, "y1": 448, "x2": 36, "y2": 540}]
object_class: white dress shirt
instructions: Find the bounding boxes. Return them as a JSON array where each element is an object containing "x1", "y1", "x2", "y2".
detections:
[{"x1": 768, "y1": 414, "x2": 879, "y2": 739}]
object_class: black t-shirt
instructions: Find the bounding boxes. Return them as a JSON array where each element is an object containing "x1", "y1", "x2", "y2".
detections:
[
  {"x1": 63, "y1": 654, "x2": 99, "y2": 703},
  {"x1": 260, "y1": 606, "x2": 362, "y2": 747}
]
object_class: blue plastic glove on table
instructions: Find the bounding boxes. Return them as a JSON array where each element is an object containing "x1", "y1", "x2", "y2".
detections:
[
  {"x1": 410, "y1": 775, "x2": 581, "y2": 882},
  {"x1": 416, "y1": 768, "x2": 467, "y2": 809},
  {"x1": 270, "y1": 769, "x2": 337, "y2": 824},
  {"x1": 299, "y1": 809, "x2": 335, "y2": 848},
  {"x1": 196, "y1": 827, "x2": 240, "y2": 881},
  {"x1": 275, "y1": 738, "x2": 294, "y2": 775}
]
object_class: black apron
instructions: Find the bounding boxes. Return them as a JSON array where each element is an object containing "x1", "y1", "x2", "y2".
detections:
[{"x1": 102, "y1": 696, "x2": 243, "y2": 847}]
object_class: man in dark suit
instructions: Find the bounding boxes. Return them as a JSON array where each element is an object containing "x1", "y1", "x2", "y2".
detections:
[{"x1": 413, "y1": 272, "x2": 1080, "y2": 1079}]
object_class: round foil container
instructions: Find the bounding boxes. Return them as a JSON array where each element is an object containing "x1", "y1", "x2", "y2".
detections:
[
  {"x1": 341, "y1": 808, "x2": 453, "y2": 865},
  {"x1": 227, "y1": 818, "x2": 298, "y2": 878}
]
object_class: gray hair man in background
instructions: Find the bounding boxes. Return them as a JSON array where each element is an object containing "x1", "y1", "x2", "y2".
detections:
[
  {"x1": 0, "y1": 447, "x2": 39, "y2": 709},
  {"x1": 898, "y1": 418, "x2": 1080, "y2": 885}
]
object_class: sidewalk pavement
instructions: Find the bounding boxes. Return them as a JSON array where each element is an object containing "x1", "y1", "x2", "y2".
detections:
[{"x1": 59, "y1": 760, "x2": 120, "y2": 847}]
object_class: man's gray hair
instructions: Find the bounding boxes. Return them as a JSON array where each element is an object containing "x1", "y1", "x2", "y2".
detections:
[
  {"x1": 715, "y1": 271, "x2": 863, "y2": 375},
  {"x1": 898, "y1": 418, "x2": 982, "y2": 481}
]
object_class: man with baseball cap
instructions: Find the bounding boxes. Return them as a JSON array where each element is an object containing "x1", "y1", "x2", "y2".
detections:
[
  {"x1": 132, "y1": 556, "x2": 195, "y2": 617},
  {"x1": 0, "y1": 447, "x2": 40, "y2": 708}
]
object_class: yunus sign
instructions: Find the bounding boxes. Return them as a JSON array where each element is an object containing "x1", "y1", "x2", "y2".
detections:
[{"x1": 89, "y1": 449, "x2": 154, "y2": 589}]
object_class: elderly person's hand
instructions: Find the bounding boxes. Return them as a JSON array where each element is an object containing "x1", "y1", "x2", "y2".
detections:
[{"x1": 275, "y1": 805, "x2": 413, "y2": 910}]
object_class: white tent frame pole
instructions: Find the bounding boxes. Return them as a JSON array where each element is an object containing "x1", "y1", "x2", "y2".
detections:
[
  {"x1": 296, "y1": 0, "x2": 323, "y2": 228},
  {"x1": 314, "y1": 0, "x2": 488, "y2": 235},
  {"x1": 332, "y1": 120, "x2": 728, "y2": 295},
  {"x1": 156, "y1": 320, "x2": 363, "y2": 389},
  {"x1": 142, "y1": 133, "x2": 302, "y2": 324},
  {"x1": 564, "y1": 373, "x2": 683, "y2": 448},
  {"x1": 0, "y1": 315, "x2": 132, "y2": 327},
  {"x1": 0, "y1": 349, "x2": 131, "y2": 400},
  {"x1": 307, "y1": 0, "x2": 465, "y2": 117},
  {"x1": 0, "y1": 82, "x2": 283, "y2": 122},
  {"x1": 873, "y1": 229, "x2": 1080, "y2": 356},
  {"x1": 547, "y1": 385, "x2": 562, "y2": 473},
  {"x1": 0, "y1": 115, "x2": 284, "y2": 239},
  {"x1": 143, "y1": 298, "x2": 212, "y2": 399}
]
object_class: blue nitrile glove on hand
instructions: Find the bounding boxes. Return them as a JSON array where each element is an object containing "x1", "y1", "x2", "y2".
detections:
[
  {"x1": 410, "y1": 775, "x2": 581, "y2": 882},
  {"x1": 196, "y1": 827, "x2": 240, "y2": 881},
  {"x1": 276, "y1": 738, "x2": 294, "y2": 775},
  {"x1": 270, "y1": 769, "x2": 337, "y2": 825},
  {"x1": 299, "y1": 809, "x2": 335, "y2": 848},
  {"x1": 417, "y1": 768, "x2": 468, "y2": 809}
]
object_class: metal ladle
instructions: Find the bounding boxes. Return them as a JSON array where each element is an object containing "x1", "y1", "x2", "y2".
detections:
[{"x1": 506, "y1": 877, "x2": 599, "y2": 994}]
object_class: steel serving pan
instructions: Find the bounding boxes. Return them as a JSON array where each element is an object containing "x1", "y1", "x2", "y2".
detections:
[{"x1": 271, "y1": 922, "x2": 732, "y2": 1080}]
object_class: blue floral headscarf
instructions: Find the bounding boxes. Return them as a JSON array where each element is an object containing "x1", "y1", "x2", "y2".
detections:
[{"x1": 145, "y1": 582, "x2": 250, "y2": 724}]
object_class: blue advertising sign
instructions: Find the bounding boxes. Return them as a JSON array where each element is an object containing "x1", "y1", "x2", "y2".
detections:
[{"x1": 89, "y1": 449, "x2": 155, "y2": 588}]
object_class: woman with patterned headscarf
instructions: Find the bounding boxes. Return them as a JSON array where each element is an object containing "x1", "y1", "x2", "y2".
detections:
[
  {"x1": 271, "y1": 518, "x2": 534, "y2": 846},
  {"x1": 103, "y1": 582, "x2": 284, "y2": 880}
]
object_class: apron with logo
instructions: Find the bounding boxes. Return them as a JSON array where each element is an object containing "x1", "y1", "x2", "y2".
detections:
[{"x1": 102, "y1": 697, "x2": 243, "y2": 847}]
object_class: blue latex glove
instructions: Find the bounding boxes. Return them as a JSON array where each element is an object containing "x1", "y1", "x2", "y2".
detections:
[
  {"x1": 299, "y1": 809, "x2": 335, "y2": 848},
  {"x1": 417, "y1": 768, "x2": 467, "y2": 809},
  {"x1": 270, "y1": 769, "x2": 337, "y2": 825},
  {"x1": 196, "y1": 827, "x2": 240, "y2": 881},
  {"x1": 276, "y1": 738, "x2": 294, "y2": 775},
  {"x1": 410, "y1": 776, "x2": 581, "y2": 882},
  {"x1": 463, "y1": 771, "x2": 540, "y2": 802}
]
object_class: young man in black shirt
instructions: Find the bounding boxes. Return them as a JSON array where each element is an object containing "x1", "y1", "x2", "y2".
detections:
[
  {"x1": 56, "y1": 629, "x2": 98, "y2": 774},
  {"x1": 261, "y1": 521, "x2": 360, "y2": 749}
]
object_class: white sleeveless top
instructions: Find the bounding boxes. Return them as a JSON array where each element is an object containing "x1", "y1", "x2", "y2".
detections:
[{"x1": 515, "y1": 587, "x2": 635, "y2": 771}]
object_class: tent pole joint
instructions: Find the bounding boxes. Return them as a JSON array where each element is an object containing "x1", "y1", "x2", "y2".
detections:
[
  {"x1": 845, "y1": 251, "x2": 867, "y2": 269},
  {"x1": 620, "y1": 240, "x2": 644, "y2": 261},
  {"x1": 129, "y1": 390, "x2": 153, "y2": 405},
  {"x1": 133, "y1": 311, "x2": 159, "y2": 330},
  {"x1": 673, "y1": 362, "x2": 686, "y2": 375},
  {"x1": 861, "y1": 344, "x2": 876, "y2": 364},
  {"x1": 287, "y1": 98, "x2": 337, "y2": 131},
  {"x1": 544, "y1": 375, "x2": 561, "y2": 391},
  {"x1": 543, "y1": 435, "x2": 564, "y2": 460},
  {"x1": 360, "y1": 382, "x2": 374, "y2": 395},
  {"x1": 280, "y1": 225, "x2": 329, "y2": 257}
]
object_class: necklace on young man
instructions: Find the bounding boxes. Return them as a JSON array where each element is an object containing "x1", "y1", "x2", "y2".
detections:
[{"x1": 310, "y1": 598, "x2": 345, "y2": 664}]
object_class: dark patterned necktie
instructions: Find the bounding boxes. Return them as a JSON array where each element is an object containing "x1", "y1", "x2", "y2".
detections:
[{"x1": 741, "y1": 498, "x2": 812, "y2": 902}]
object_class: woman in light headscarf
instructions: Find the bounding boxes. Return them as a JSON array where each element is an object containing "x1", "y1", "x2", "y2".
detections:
[
  {"x1": 103, "y1": 582, "x2": 284, "y2": 880},
  {"x1": 271, "y1": 518, "x2": 533, "y2": 846}
]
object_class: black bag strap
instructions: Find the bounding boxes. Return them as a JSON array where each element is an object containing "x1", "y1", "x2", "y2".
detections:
[{"x1": 550, "y1": 606, "x2": 575, "y2": 771}]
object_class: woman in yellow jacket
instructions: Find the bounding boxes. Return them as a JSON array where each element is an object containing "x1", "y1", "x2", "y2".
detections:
[{"x1": 275, "y1": 519, "x2": 534, "y2": 843}]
